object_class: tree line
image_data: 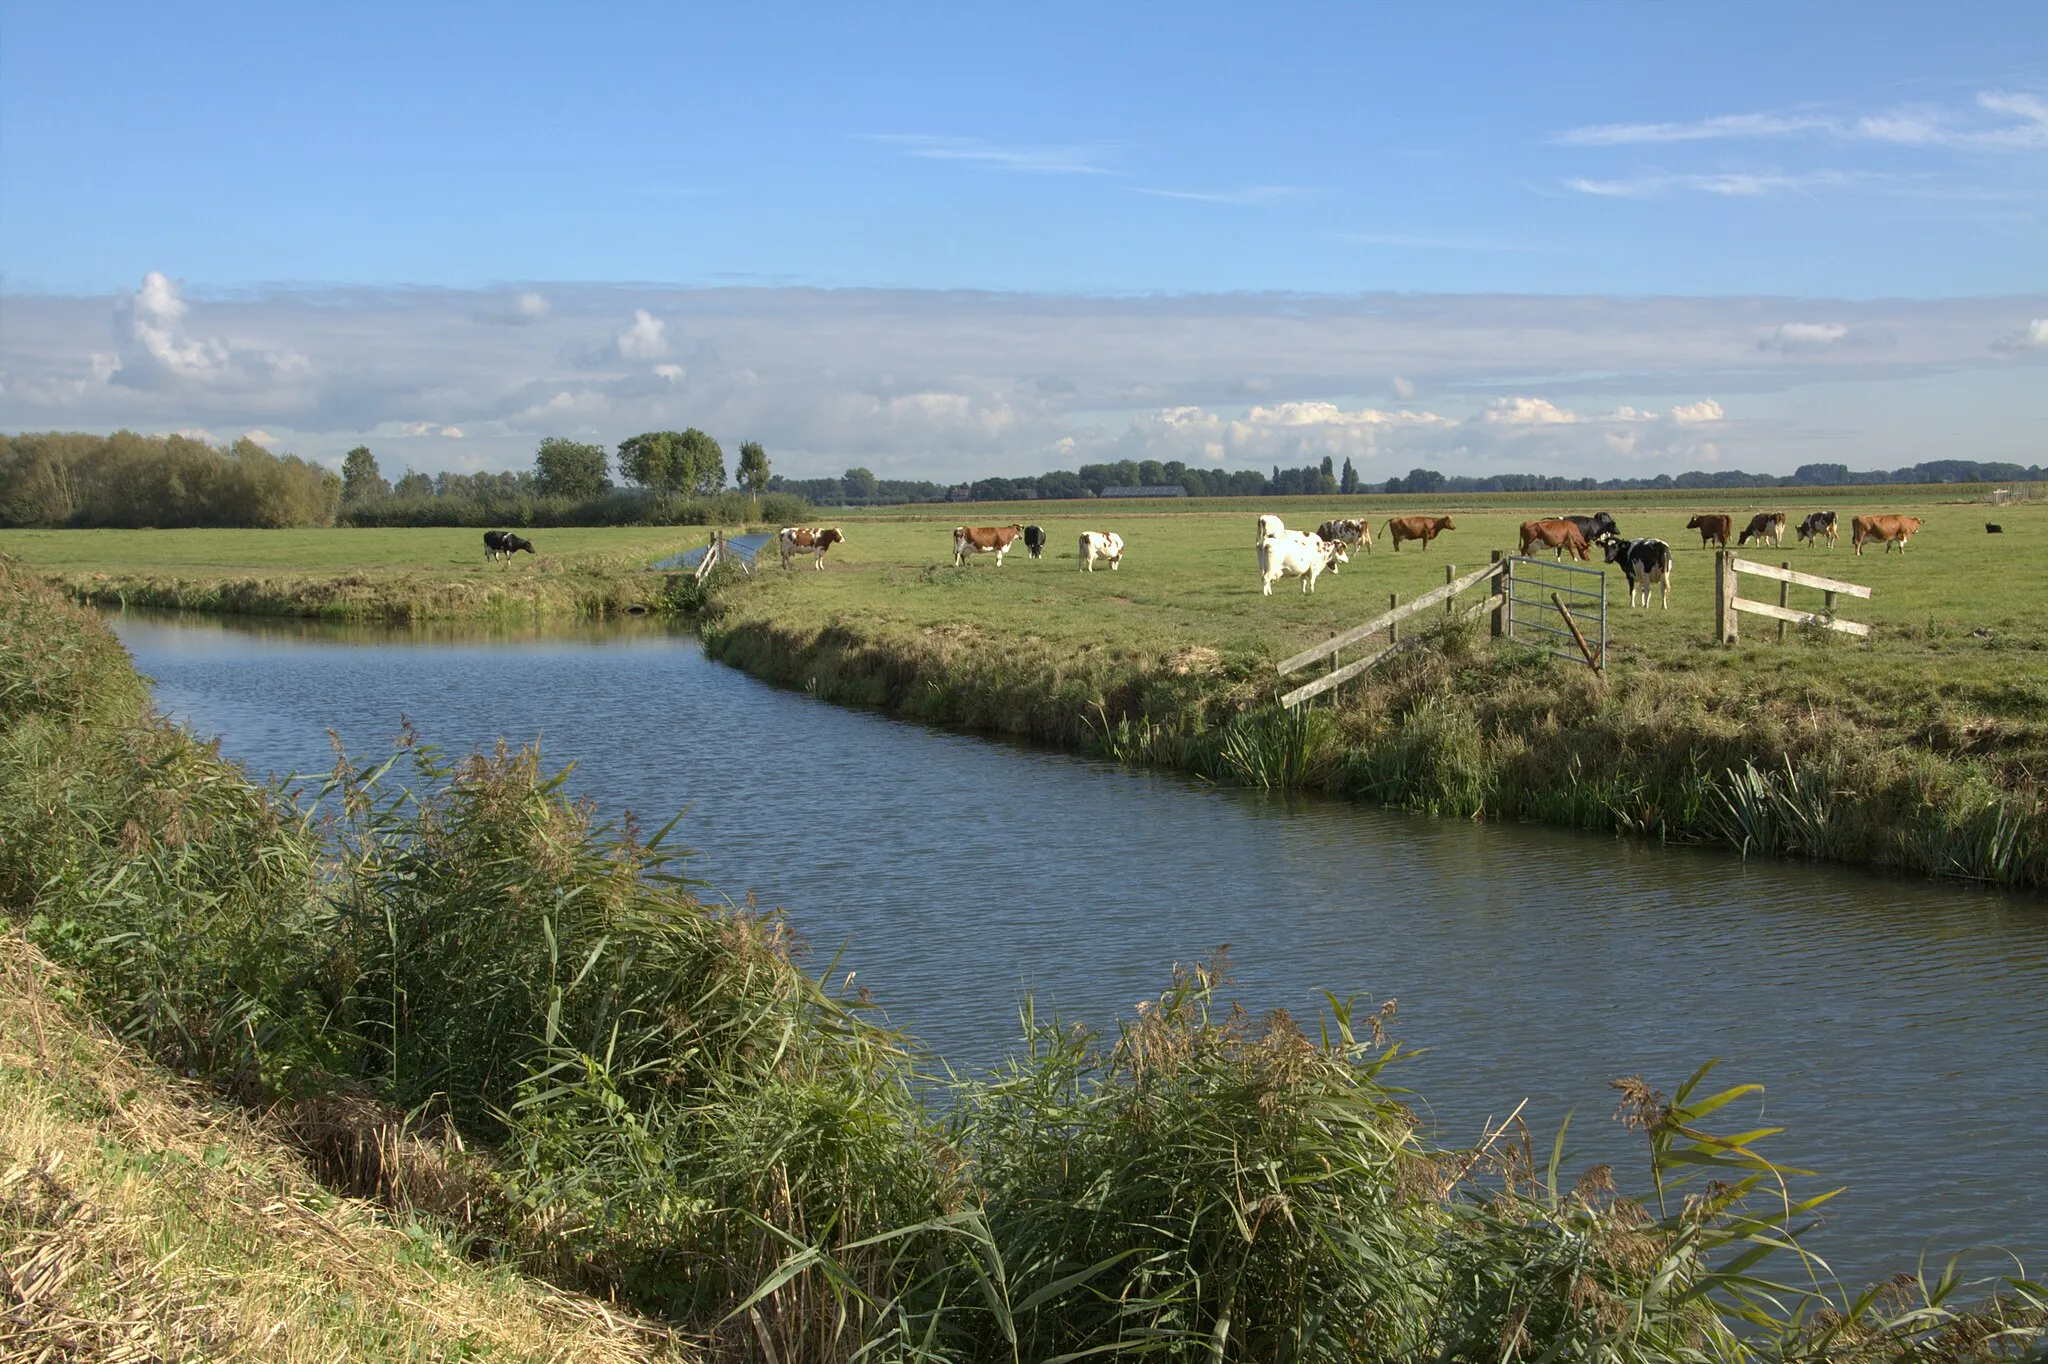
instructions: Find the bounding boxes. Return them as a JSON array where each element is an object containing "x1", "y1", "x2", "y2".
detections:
[{"x1": 4, "y1": 428, "x2": 2040, "y2": 530}]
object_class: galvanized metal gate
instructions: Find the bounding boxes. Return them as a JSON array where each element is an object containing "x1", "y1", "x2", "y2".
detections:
[{"x1": 1501, "y1": 554, "x2": 1606, "y2": 670}]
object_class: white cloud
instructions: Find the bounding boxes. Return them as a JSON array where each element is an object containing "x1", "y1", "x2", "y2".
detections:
[
  {"x1": 241, "y1": 428, "x2": 278, "y2": 446},
  {"x1": 396, "y1": 421, "x2": 465, "y2": 438},
  {"x1": 1391, "y1": 375, "x2": 1416, "y2": 399},
  {"x1": 615, "y1": 309, "x2": 667, "y2": 360},
  {"x1": 112, "y1": 270, "x2": 310, "y2": 391},
  {"x1": 1557, "y1": 91, "x2": 2048, "y2": 152},
  {"x1": 865, "y1": 134, "x2": 1111, "y2": 175},
  {"x1": 1555, "y1": 111, "x2": 1836, "y2": 146},
  {"x1": 1482, "y1": 396, "x2": 1576, "y2": 424},
  {"x1": 1761, "y1": 322, "x2": 1849, "y2": 351},
  {"x1": 653, "y1": 362, "x2": 685, "y2": 381},
  {"x1": 1993, "y1": 318, "x2": 2048, "y2": 353},
  {"x1": 1566, "y1": 171, "x2": 1851, "y2": 199},
  {"x1": 1670, "y1": 398, "x2": 1725, "y2": 423}
]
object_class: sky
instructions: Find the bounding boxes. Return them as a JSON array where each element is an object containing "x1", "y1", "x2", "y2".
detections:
[{"x1": 2, "y1": 2, "x2": 2044, "y2": 482}]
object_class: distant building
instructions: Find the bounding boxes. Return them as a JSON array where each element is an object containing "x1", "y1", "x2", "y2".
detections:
[{"x1": 1099, "y1": 485, "x2": 1188, "y2": 498}]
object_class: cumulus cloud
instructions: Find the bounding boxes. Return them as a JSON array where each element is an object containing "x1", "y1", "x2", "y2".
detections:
[
  {"x1": 395, "y1": 421, "x2": 465, "y2": 437},
  {"x1": 615, "y1": 309, "x2": 667, "y2": 360},
  {"x1": 241, "y1": 428, "x2": 278, "y2": 446},
  {"x1": 1482, "y1": 396, "x2": 1576, "y2": 424},
  {"x1": 1670, "y1": 398, "x2": 1725, "y2": 422},
  {"x1": 479, "y1": 291, "x2": 552, "y2": 325},
  {"x1": 112, "y1": 271, "x2": 310, "y2": 391},
  {"x1": 1760, "y1": 322, "x2": 1849, "y2": 351},
  {"x1": 1993, "y1": 318, "x2": 2048, "y2": 353}
]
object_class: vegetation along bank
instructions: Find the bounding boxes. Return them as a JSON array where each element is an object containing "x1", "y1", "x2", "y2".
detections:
[{"x1": 6, "y1": 554, "x2": 2048, "y2": 1360}]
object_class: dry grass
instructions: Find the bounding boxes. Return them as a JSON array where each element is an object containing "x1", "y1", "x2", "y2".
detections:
[{"x1": 0, "y1": 931, "x2": 695, "y2": 1364}]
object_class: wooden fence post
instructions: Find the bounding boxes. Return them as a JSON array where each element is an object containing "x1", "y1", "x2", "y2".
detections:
[
  {"x1": 1490, "y1": 550, "x2": 1505, "y2": 639},
  {"x1": 1777, "y1": 559, "x2": 1791, "y2": 643},
  {"x1": 1387, "y1": 593, "x2": 1399, "y2": 645},
  {"x1": 1444, "y1": 564, "x2": 1455, "y2": 616},
  {"x1": 1715, "y1": 550, "x2": 1738, "y2": 643}
]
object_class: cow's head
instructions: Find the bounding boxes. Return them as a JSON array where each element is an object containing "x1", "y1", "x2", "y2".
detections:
[
  {"x1": 1324, "y1": 540, "x2": 1351, "y2": 566},
  {"x1": 508, "y1": 535, "x2": 535, "y2": 554},
  {"x1": 819, "y1": 528, "x2": 844, "y2": 548},
  {"x1": 1598, "y1": 534, "x2": 1628, "y2": 564},
  {"x1": 1436, "y1": 516, "x2": 1456, "y2": 531}
]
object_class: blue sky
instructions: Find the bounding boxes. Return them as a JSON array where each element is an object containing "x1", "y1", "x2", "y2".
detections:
[{"x1": 2, "y1": 2, "x2": 2043, "y2": 479}]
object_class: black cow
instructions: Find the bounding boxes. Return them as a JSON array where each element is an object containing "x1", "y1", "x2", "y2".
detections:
[
  {"x1": 1987, "y1": 523, "x2": 2004, "y2": 534},
  {"x1": 1795, "y1": 510, "x2": 1838, "y2": 547},
  {"x1": 1599, "y1": 534, "x2": 1673, "y2": 609},
  {"x1": 1023, "y1": 525, "x2": 1048, "y2": 559},
  {"x1": 1563, "y1": 512, "x2": 1619, "y2": 544},
  {"x1": 484, "y1": 530, "x2": 535, "y2": 561}
]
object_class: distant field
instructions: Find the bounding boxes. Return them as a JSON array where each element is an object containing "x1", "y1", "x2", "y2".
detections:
[
  {"x1": 0, "y1": 524, "x2": 701, "y2": 576},
  {"x1": 736, "y1": 485, "x2": 2048, "y2": 668}
]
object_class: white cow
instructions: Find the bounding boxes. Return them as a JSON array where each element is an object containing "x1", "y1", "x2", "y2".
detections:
[
  {"x1": 1254, "y1": 514, "x2": 1286, "y2": 545},
  {"x1": 1258, "y1": 531, "x2": 1349, "y2": 595},
  {"x1": 1079, "y1": 531, "x2": 1124, "y2": 572}
]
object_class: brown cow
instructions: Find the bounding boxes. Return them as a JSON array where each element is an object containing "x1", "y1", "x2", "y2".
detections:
[
  {"x1": 1852, "y1": 514, "x2": 1923, "y2": 555},
  {"x1": 952, "y1": 523, "x2": 1024, "y2": 567},
  {"x1": 1737, "y1": 512, "x2": 1787, "y2": 548},
  {"x1": 778, "y1": 525, "x2": 844, "y2": 570},
  {"x1": 1686, "y1": 514, "x2": 1733, "y2": 547},
  {"x1": 1384, "y1": 515, "x2": 1455, "y2": 552},
  {"x1": 1518, "y1": 518, "x2": 1591, "y2": 561}
]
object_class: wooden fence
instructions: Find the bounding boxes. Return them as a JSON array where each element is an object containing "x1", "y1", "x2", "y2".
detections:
[
  {"x1": 1714, "y1": 551, "x2": 1871, "y2": 644},
  {"x1": 1277, "y1": 557, "x2": 1509, "y2": 708}
]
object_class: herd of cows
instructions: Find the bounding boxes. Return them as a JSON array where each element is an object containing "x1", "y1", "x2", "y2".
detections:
[{"x1": 477, "y1": 505, "x2": 1935, "y2": 609}]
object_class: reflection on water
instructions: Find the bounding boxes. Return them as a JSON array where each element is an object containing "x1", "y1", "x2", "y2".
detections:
[{"x1": 112, "y1": 608, "x2": 2048, "y2": 1287}]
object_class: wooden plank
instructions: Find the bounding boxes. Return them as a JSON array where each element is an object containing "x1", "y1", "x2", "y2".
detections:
[
  {"x1": 1729, "y1": 556, "x2": 1872, "y2": 598},
  {"x1": 1731, "y1": 595, "x2": 1870, "y2": 636},
  {"x1": 1551, "y1": 592, "x2": 1602, "y2": 672},
  {"x1": 1277, "y1": 561, "x2": 1500, "y2": 673},
  {"x1": 1279, "y1": 595, "x2": 1503, "y2": 707},
  {"x1": 1280, "y1": 635, "x2": 1419, "y2": 707}
]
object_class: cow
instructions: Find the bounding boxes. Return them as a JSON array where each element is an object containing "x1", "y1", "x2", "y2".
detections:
[
  {"x1": 1852, "y1": 514, "x2": 1923, "y2": 555},
  {"x1": 1796, "y1": 511, "x2": 1839, "y2": 547},
  {"x1": 1599, "y1": 535, "x2": 1674, "y2": 608},
  {"x1": 484, "y1": 530, "x2": 535, "y2": 561},
  {"x1": 1562, "y1": 513, "x2": 1619, "y2": 544},
  {"x1": 1254, "y1": 514, "x2": 1286, "y2": 545},
  {"x1": 953, "y1": 523, "x2": 1024, "y2": 567},
  {"x1": 1023, "y1": 525, "x2": 1048, "y2": 559},
  {"x1": 1519, "y1": 518, "x2": 1592, "y2": 561},
  {"x1": 1078, "y1": 530, "x2": 1124, "y2": 572},
  {"x1": 1987, "y1": 523, "x2": 2004, "y2": 534},
  {"x1": 1685, "y1": 514, "x2": 1733, "y2": 548},
  {"x1": 1384, "y1": 515, "x2": 1455, "y2": 552},
  {"x1": 1258, "y1": 530, "x2": 1349, "y2": 595},
  {"x1": 778, "y1": 525, "x2": 844, "y2": 570},
  {"x1": 1738, "y1": 512, "x2": 1788, "y2": 548},
  {"x1": 1315, "y1": 518, "x2": 1372, "y2": 565}
]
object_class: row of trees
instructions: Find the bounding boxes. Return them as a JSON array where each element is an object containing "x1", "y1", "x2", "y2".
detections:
[
  {"x1": 343, "y1": 431, "x2": 773, "y2": 508},
  {"x1": 0, "y1": 431, "x2": 340, "y2": 528}
]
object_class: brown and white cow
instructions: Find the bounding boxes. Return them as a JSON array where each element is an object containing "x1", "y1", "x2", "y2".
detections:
[
  {"x1": 778, "y1": 525, "x2": 844, "y2": 570},
  {"x1": 953, "y1": 523, "x2": 1024, "y2": 567},
  {"x1": 1852, "y1": 514, "x2": 1924, "y2": 555},
  {"x1": 1738, "y1": 512, "x2": 1787, "y2": 548},
  {"x1": 1258, "y1": 530, "x2": 1349, "y2": 595},
  {"x1": 1384, "y1": 515, "x2": 1455, "y2": 552},
  {"x1": 1518, "y1": 518, "x2": 1591, "y2": 561},
  {"x1": 1078, "y1": 530, "x2": 1124, "y2": 572},
  {"x1": 1315, "y1": 518, "x2": 1372, "y2": 564},
  {"x1": 1254, "y1": 514, "x2": 1287, "y2": 545},
  {"x1": 1686, "y1": 514, "x2": 1733, "y2": 547}
]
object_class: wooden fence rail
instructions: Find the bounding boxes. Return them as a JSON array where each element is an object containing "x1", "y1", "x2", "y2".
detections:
[
  {"x1": 1278, "y1": 559, "x2": 1506, "y2": 708},
  {"x1": 1716, "y1": 551, "x2": 1870, "y2": 643}
]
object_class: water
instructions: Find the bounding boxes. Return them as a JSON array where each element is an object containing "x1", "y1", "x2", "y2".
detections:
[{"x1": 111, "y1": 609, "x2": 2048, "y2": 1287}]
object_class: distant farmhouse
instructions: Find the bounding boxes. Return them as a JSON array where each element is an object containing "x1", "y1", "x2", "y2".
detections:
[{"x1": 1099, "y1": 485, "x2": 1189, "y2": 498}]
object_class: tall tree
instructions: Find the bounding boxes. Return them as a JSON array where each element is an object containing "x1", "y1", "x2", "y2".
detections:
[
  {"x1": 840, "y1": 466, "x2": 878, "y2": 501},
  {"x1": 1340, "y1": 456, "x2": 1359, "y2": 494},
  {"x1": 736, "y1": 441, "x2": 771, "y2": 500},
  {"x1": 341, "y1": 446, "x2": 389, "y2": 503},
  {"x1": 618, "y1": 429, "x2": 726, "y2": 503},
  {"x1": 533, "y1": 437, "x2": 612, "y2": 499}
]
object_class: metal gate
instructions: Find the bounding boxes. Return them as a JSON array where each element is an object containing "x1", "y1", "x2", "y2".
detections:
[{"x1": 1502, "y1": 554, "x2": 1606, "y2": 670}]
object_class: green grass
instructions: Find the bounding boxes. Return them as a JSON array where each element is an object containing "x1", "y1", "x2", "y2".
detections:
[{"x1": 0, "y1": 524, "x2": 703, "y2": 575}]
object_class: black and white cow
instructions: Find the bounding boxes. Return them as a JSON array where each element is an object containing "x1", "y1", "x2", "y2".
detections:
[
  {"x1": 1599, "y1": 535, "x2": 1673, "y2": 608},
  {"x1": 1795, "y1": 510, "x2": 1838, "y2": 547},
  {"x1": 1562, "y1": 512, "x2": 1619, "y2": 544},
  {"x1": 484, "y1": 530, "x2": 535, "y2": 561},
  {"x1": 1023, "y1": 525, "x2": 1048, "y2": 559}
]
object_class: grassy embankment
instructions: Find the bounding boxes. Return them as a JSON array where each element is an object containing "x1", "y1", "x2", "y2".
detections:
[
  {"x1": 8, "y1": 558, "x2": 2046, "y2": 1360},
  {"x1": 4, "y1": 524, "x2": 711, "y2": 621},
  {"x1": 700, "y1": 485, "x2": 2048, "y2": 890}
]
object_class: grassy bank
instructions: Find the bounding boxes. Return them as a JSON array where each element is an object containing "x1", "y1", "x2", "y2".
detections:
[
  {"x1": 698, "y1": 485, "x2": 2047, "y2": 890},
  {"x1": 6, "y1": 554, "x2": 2048, "y2": 1359}
]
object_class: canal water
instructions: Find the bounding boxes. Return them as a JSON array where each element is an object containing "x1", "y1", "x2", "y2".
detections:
[{"x1": 110, "y1": 609, "x2": 2048, "y2": 1288}]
